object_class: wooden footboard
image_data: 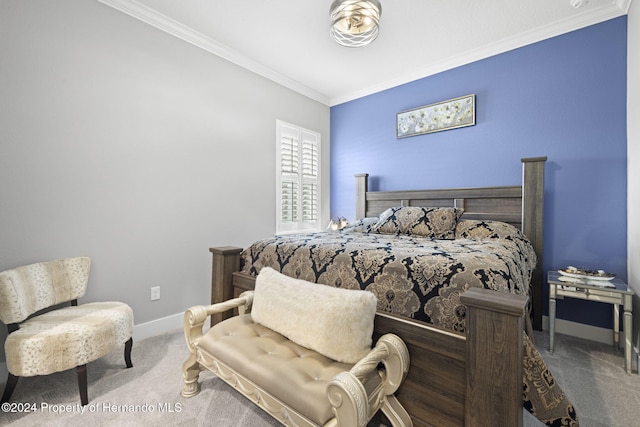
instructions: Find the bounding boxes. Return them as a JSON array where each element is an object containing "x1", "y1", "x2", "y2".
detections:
[{"x1": 210, "y1": 247, "x2": 527, "y2": 427}]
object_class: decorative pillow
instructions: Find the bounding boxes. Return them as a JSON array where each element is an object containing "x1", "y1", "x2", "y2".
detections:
[
  {"x1": 372, "y1": 206, "x2": 463, "y2": 239},
  {"x1": 455, "y1": 219, "x2": 524, "y2": 240},
  {"x1": 251, "y1": 267, "x2": 377, "y2": 364},
  {"x1": 340, "y1": 217, "x2": 379, "y2": 233}
]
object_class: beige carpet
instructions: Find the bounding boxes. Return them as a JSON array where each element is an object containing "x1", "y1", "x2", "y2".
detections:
[
  {"x1": 523, "y1": 331, "x2": 640, "y2": 427},
  {"x1": 1, "y1": 329, "x2": 281, "y2": 427},
  {"x1": 1, "y1": 328, "x2": 639, "y2": 426}
]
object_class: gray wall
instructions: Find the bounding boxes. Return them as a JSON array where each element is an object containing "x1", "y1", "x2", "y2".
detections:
[{"x1": 0, "y1": 0, "x2": 330, "y2": 365}]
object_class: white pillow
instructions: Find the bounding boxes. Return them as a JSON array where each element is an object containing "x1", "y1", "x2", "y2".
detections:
[{"x1": 251, "y1": 267, "x2": 377, "y2": 364}]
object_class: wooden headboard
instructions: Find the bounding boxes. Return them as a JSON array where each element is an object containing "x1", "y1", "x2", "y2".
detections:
[{"x1": 354, "y1": 156, "x2": 547, "y2": 330}]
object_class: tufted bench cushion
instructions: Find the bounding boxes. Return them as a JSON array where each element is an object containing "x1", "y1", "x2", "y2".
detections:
[
  {"x1": 198, "y1": 313, "x2": 382, "y2": 425},
  {"x1": 5, "y1": 302, "x2": 134, "y2": 377}
]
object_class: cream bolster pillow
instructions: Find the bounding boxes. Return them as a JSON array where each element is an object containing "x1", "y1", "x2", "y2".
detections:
[{"x1": 251, "y1": 267, "x2": 378, "y2": 364}]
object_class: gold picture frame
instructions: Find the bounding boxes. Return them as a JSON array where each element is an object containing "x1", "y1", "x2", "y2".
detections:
[{"x1": 396, "y1": 94, "x2": 475, "y2": 138}]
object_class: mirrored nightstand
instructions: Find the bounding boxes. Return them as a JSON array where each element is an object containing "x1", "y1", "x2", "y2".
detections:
[{"x1": 548, "y1": 270, "x2": 634, "y2": 374}]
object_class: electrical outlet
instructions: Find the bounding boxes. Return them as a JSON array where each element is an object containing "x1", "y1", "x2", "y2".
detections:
[{"x1": 150, "y1": 286, "x2": 160, "y2": 301}]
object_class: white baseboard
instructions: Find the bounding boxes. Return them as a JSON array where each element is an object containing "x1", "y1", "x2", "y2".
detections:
[
  {"x1": 0, "y1": 312, "x2": 184, "y2": 386},
  {"x1": 133, "y1": 311, "x2": 183, "y2": 341},
  {"x1": 542, "y1": 315, "x2": 619, "y2": 346},
  {"x1": 542, "y1": 315, "x2": 639, "y2": 371}
]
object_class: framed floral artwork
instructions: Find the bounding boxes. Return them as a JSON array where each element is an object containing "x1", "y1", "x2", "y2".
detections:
[{"x1": 396, "y1": 94, "x2": 475, "y2": 138}]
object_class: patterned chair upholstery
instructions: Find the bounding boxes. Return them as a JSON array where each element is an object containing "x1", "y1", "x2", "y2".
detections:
[{"x1": 0, "y1": 257, "x2": 133, "y2": 405}]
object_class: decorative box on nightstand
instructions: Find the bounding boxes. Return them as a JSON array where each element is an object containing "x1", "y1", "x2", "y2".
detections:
[{"x1": 547, "y1": 269, "x2": 634, "y2": 374}]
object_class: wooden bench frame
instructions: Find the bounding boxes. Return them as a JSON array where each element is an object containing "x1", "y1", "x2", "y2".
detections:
[{"x1": 182, "y1": 291, "x2": 413, "y2": 427}]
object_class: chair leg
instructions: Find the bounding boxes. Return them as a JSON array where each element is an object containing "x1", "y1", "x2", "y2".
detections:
[
  {"x1": 76, "y1": 365, "x2": 88, "y2": 406},
  {"x1": 124, "y1": 337, "x2": 133, "y2": 368},
  {"x1": 181, "y1": 353, "x2": 202, "y2": 398},
  {"x1": 1, "y1": 373, "x2": 19, "y2": 403},
  {"x1": 75, "y1": 336, "x2": 131, "y2": 408}
]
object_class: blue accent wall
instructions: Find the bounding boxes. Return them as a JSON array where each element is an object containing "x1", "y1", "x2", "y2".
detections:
[{"x1": 330, "y1": 17, "x2": 627, "y2": 329}]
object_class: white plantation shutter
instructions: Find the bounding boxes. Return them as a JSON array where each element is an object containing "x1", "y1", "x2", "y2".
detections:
[
  {"x1": 281, "y1": 180, "x2": 298, "y2": 223},
  {"x1": 280, "y1": 135, "x2": 299, "y2": 224},
  {"x1": 301, "y1": 131, "x2": 318, "y2": 223},
  {"x1": 301, "y1": 182, "x2": 317, "y2": 222},
  {"x1": 276, "y1": 121, "x2": 321, "y2": 233},
  {"x1": 281, "y1": 136, "x2": 299, "y2": 175}
]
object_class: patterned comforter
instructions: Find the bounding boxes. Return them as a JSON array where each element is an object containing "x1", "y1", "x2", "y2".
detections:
[
  {"x1": 241, "y1": 219, "x2": 535, "y2": 329},
  {"x1": 240, "y1": 219, "x2": 579, "y2": 426}
]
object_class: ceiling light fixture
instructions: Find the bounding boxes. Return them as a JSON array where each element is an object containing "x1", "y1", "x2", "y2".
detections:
[{"x1": 329, "y1": 0, "x2": 382, "y2": 48}]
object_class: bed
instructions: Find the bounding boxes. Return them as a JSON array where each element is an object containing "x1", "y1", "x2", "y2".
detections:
[{"x1": 208, "y1": 157, "x2": 579, "y2": 427}]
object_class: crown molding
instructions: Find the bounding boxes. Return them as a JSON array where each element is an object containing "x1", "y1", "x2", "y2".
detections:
[
  {"x1": 330, "y1": 2, "x2": 629, "y2": 105},
  {"x1": 615, "y1": 0, "x2": 633, "y2": 13},
  {"x1": 97, "y1": 0, "x2": 331, "y2": 106},
  {"x1": 97, "y1": 0, "x2": 629, "y2": 108}
]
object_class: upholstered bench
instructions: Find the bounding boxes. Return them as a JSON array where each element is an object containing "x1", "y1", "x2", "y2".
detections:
[{"x1": 181, "y1": 267, "x2": 412, "y2": 427}]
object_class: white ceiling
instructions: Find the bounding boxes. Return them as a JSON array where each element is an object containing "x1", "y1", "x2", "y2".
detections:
[{"x1": 98, "y1": 0, "x2": 631, "y2": 106}]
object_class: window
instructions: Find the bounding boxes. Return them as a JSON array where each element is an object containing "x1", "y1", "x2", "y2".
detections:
[{"x1": 276, "y1": 120, "x2": 321, "y2": 234}]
